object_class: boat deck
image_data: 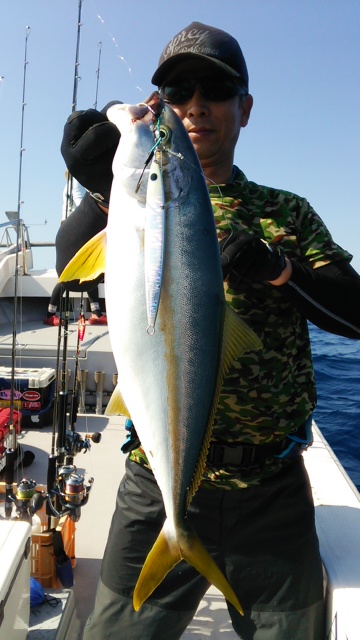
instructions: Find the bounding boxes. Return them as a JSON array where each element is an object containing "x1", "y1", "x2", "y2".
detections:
[
  {"x1": 1, "y1": 415, "x2": 358, "y2": 639},
  {"x1": 0, "y1": 263, "x2": 359, "y2": 638},
  {"x1": 0, "y1": 270, "x2": 115, "y2": 406},
  {"x1": 9, "y1": 415, "x2": 243, "y2": 639}
]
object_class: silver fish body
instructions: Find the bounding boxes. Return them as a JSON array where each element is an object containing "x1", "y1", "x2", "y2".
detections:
[
  {"x1": 60, "y1": 94, "x2": 261, "y2": 613},
  {"x1": 106, "y1": 98, "x2": 227, "y2": 519}
]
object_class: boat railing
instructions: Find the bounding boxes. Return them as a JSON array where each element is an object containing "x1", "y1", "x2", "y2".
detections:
[
  {"x1": 0, "y1": 218, "x2": 33, "y2": 275},
  {"x1": 0, "y1": 218, "x2": 56, "y2": 278}
]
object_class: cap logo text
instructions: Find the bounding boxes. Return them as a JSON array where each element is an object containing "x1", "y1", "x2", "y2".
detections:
[{"x1": 162, "y1": 28, "x2": 218, "y2": 60}]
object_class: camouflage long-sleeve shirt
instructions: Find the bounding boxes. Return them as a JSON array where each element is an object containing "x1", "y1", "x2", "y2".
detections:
[{"x1": 130, "y1": 167, "x2": 351, "y2": 488}]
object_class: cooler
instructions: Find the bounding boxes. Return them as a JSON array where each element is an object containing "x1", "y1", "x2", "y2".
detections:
[
  {"x1": 0, "y1": 368, "x2": 55, "y2": 428},
  {"x1": 0, "y1": 520, "x2": 31, "y2": 640}
]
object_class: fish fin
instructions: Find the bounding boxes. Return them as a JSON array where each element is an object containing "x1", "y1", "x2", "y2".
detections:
[
  {"x1": 180, "y1": 528, "x2": 244, "y2": 616},
  {"x1": 188, "y1": 307, "x2": 262, "y2": 503},
  {"x1": 58, "y1": 229, "x2": 107, "y2": 284},
  {"x1": 105, "y1": 384, "x2": 131, "y2": 417},
  {"x1": 133, "y1": 527, "x2": 182, "y2": 611},
  {"x1": 222, "y1": 304, "x2": 262, "y2": 368},
  {"x1": 133, "y1": 522, "x2": 243, "y2": 615}
]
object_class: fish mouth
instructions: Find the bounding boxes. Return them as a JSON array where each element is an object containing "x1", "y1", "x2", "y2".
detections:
[{"x1": 129, "y1": 91, "x2": 164, "y2": 123}]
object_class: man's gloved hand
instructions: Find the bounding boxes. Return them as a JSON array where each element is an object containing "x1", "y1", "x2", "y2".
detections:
[
  {"x1": 120, "y1": 419, "x2": 141, "y2": 454},
  {"x1": 60, "y1": 101, "x2": 122, "y2": 207},
  {"x1": 220, "y1": 231, "x2": 287, "y2": 288}
]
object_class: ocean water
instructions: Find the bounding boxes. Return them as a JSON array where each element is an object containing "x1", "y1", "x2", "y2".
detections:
[{"x1": 309, "y1": 323, "x2": 360, "y2": 490}]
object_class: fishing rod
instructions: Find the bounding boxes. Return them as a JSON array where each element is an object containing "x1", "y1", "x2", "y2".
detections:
[
  {"x1": 68, "y1": 38, "x2": 103, "y2": 428},
  {"x1": 3, "y1": 12, "x2": 95, "y2": 532},
  {"x1": 48, "y1": 3, "x2": 83, "y2": 515},
  {"x1": 56, "y1": 0, "x2": 83, "y2": 446},
  {"x1": 4, "y1": 26, "x2": 32, "y2": 520},
  {"x1": 47, "y1": 0, "x2": 98, "y2": 525},
  {"x1": 94, "y1": 41, "x2": 102, "y2": 109},
  {"x1": 9, "y1": 26, "x2": 30, "y2": 442},
  {"x1": 68, "y1": 36, "x2": 105, "y2": 430},
  {"x1": 67, "y1": 15, "x2": 98, "y2": 430},
  {"x1": 2, "y1": 29, "x2": 59, "y2": 527}
]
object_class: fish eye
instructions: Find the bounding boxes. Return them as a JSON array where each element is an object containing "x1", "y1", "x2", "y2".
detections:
[{"x1": 158, "y1": 125, "x2": 171, "y2": 145}]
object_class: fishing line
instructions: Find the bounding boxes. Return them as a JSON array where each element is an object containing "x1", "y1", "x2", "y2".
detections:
[
  {"x1": 90, "y1": 1, "x2": 133, "y2": 72},
  {"x1": 89, "y1": 0, "x2": 145, "y2": 97},
  {"x1": 167, "y1": 147, "x2": 236, "y2": 235},
  {"x1": 135, "y1": 140, "x2": 162, "y2": 193},
  {"x1": 84, "y1": 0, "x2": 231, "y2": 236},
  {"x1": 134, "y1": 113, "x2": 165, "y2": 193},
  {"x1": 167, "y1": 148, "x2": 225, "y2": 199}
]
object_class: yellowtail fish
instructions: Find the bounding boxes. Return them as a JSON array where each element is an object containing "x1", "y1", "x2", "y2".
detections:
[{"x1": 59, "y1": 93, "x2": 262, "y2": 615}]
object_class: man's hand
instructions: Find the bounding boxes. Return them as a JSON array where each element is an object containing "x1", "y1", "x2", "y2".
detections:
[
  {"x1": 220, "y1": 231, "x2": 287, "y2": 288},
  {"x1": 60, "y1": 101, "x2": 122, "y2": 207}
]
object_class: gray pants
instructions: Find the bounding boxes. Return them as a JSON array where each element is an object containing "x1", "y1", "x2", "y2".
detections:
[{"x1": 83, "y1": 458, "x2": 324, "y2": 640}]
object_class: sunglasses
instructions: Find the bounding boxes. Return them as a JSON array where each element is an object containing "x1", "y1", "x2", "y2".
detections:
[{"x1": 159, "y1": 76, "x2": 246, "y2": 105}]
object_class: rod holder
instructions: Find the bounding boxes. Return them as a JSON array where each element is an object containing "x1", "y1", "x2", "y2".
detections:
[
  {"x1": 94, "y1": 371, "x2": 105, "y2": 415},
  {"x1": 77, "y1": 369, "x2": 88, "y2": 413}
]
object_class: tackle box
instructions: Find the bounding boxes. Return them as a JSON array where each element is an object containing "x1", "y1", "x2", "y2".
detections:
[
  {"x1": 0, "y1": 407, "x2": 22, "y2": 473},
  {"x1": 0, "y1": 519, "x2": 31, "y2": 640},
  {"x1": 0, "y1": 367, "x2": 55, "y2": 428}
]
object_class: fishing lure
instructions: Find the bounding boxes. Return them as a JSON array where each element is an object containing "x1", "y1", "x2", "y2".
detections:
[
  {"x1": 144, "y1": 150, "x2": 165, "y2": 334},
  {"x1": 143, "y1": 117, "x2": 173, "y2": 334}
]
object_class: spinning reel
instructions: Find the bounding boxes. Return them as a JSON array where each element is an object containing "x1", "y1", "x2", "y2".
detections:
[
  {"x1": 64, "y1": 429, "x2": 101, "y2": 457},
  {"x1": 4, "y1": 477, "x2": 46, "y2": 522},
  {"x1": 48, "y1": 464, "x2": 94, "y2": 522}
]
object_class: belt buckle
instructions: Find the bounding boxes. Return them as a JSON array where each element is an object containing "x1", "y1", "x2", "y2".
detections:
[
  {"x1": 207, "y1": 443, "x2": 258, "y2": 467},
  {"x1": 209, "y1": 444, "x2": 226, "y2": 466},
  {"x1": 240, "y1": 445, "x2": 256, "y2": 467}
]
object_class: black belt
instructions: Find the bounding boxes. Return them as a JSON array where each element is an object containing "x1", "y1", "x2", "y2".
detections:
[{"x1": 207, "y1": 437, "x2": 293, "y2": 468}]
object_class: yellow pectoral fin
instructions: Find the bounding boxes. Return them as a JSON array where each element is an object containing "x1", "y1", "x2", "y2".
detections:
[
  {"x1": 133, "y1": 523, "x2": 244, "y2": 615},
  {"x1": 59, "y1": 229, "x2": 107, "y2": 284},
  {"x1": 188, "y1": 306, "x2": 263, "y2": 504},
  {"x1": 222, "y1": 304, "x2": 262, "y2": 369},
  {"x1": 105, "y1": 384, "x2": 131, "y2": 417}
]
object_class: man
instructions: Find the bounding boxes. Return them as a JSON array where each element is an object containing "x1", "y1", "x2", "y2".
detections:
[
  {"x1": 61, "y1": 22, "x2": 360, "y2": 640},
  {"x1": 50, "y1": 101, "x2": 123, "y2": 327},
  {"x1": 44, "y1": 170, "x2": 107, "y2": 326}
]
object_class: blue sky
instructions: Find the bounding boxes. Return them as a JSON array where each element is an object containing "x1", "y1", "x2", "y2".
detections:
[{"x1": 0, "y1": 0, "x2": 359, "y2": 272}]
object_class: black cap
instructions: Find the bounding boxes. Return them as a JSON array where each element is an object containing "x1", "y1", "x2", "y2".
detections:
[{"x1": 152, "y1": 22, "x2": 249, "y2": 91}]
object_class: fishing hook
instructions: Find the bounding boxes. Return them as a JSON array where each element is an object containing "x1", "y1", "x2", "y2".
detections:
[{"x1": 135, "y1": 114, "x2": 164, "y2": 194}]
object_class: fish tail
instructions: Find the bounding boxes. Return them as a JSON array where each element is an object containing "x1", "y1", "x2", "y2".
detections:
[{"x1": 133, "y1": 521, "x2": 244, "y2": 615}]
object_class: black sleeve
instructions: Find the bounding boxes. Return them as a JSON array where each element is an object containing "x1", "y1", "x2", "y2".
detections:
[
  {"x1": 279, "y1": 260, "x2": 360, "y2": 340},
  {"x1": 55, "y1": 193, "x2": 107, "y2": 291}
]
